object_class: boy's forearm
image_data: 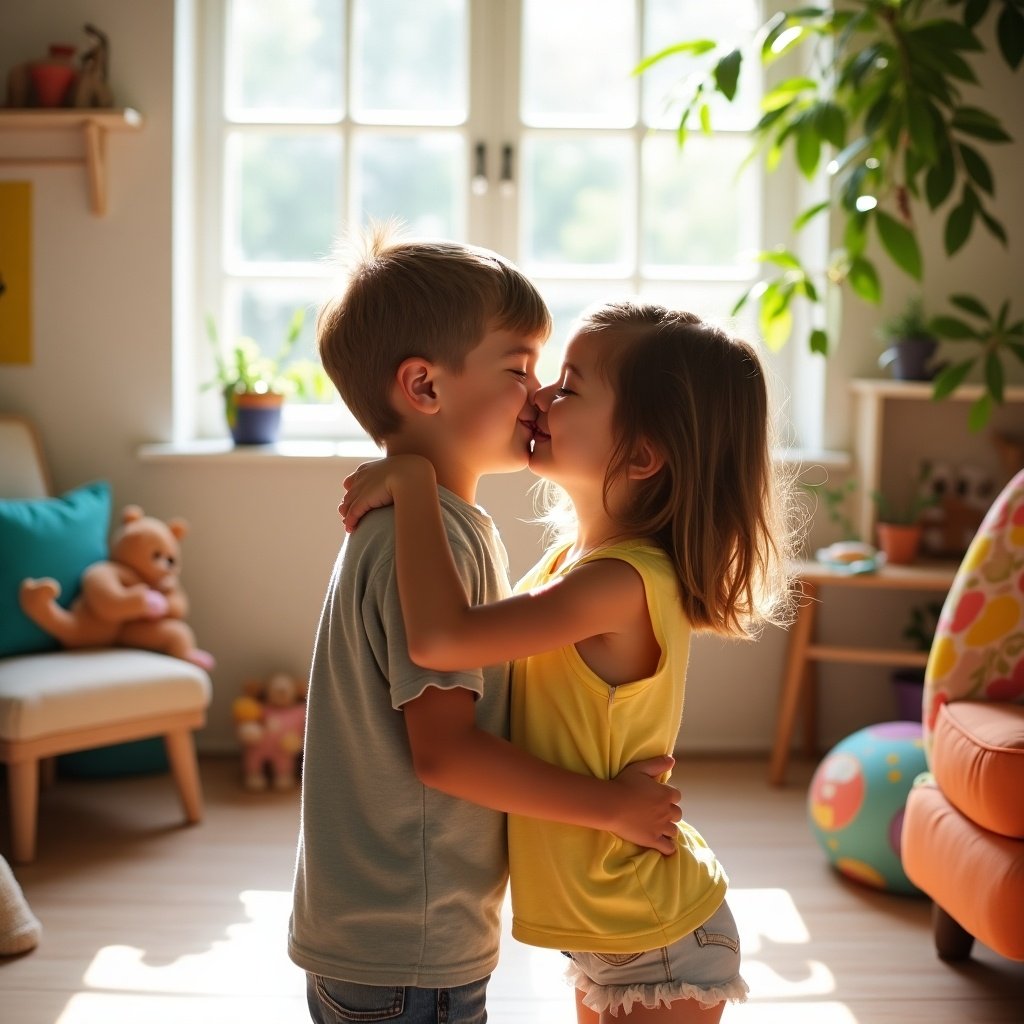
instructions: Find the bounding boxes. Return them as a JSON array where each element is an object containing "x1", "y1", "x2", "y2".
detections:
[{"x1": 417, "y1": 726, "x2": 620, "y2": 831}]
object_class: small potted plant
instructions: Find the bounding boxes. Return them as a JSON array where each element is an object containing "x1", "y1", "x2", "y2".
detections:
[
  {"x1": 877, "y1": 298, "x2": 940, "y2": 382},
  {"x1": 872, "y1": 463, "x2": 939, "y2": 565},
  {"x1": 203, "y1": 308, "x2": 331, "y2": 444}
]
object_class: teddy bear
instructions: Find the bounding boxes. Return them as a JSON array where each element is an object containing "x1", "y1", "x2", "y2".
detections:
[
  {"x1": 19, "y1": 505, "x2": 214, "y2": 670},
  {"x1": 232, "y1": 672, "x2": 307, "y2": 791}
]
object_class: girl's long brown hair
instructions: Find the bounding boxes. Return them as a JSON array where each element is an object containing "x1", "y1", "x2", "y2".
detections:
[{"x1": 542, "y1": 300, "x2": 799, "y2": 637}]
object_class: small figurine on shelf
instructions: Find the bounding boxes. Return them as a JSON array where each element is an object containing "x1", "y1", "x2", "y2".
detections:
[
  {"x1": 5, "y1": 24, "x2": 113, "y2": 109},
  {"x1": 232, "y1": 672, "x2": 307, "y2": 791}
]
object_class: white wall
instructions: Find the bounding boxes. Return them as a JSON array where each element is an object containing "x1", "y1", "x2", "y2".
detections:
[{"x1": 2, "y1": 1, "x2": 1022, "y2": 757}]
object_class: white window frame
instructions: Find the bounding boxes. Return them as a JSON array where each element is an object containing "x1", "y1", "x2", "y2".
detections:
[{"x1": 182, "y1": 0, "x2": 826, "y2": 450}]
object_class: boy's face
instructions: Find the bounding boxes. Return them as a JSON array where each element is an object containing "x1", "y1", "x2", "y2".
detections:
[{"x1": 437, "y1": 325, "x2": 545, "y2": 477}]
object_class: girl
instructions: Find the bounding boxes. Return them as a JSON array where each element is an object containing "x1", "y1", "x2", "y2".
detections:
[{"x1": 340, "y1": 300, "x2": 797, "y2": 1022}]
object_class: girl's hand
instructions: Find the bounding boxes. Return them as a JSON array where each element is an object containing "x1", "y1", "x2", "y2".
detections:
[
  {"x1": 339, "y1": 454, "x2": 436, "y2": 532},
  {"x1": 609, "y1": 755, "x2": 682, "y2": 855}
]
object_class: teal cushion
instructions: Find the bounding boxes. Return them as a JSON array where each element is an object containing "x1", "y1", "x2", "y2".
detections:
[{"x1": 0, "y1": 480, "x2": 111, "y2": 657}]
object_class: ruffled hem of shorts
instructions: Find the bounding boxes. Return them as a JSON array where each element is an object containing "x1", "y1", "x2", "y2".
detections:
[{"x1": 564, "y1": 960, "x2": 749, "y2": 1016}]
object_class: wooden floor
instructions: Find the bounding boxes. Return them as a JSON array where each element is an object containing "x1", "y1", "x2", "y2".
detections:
[{"x1": 1, "y1": 756, "x2": 1022, "y2": 1023}]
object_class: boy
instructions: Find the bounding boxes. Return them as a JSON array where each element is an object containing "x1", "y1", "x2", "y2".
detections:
[{"x1": 289, "y1": 226, "x2": 680, "y2": 1023}]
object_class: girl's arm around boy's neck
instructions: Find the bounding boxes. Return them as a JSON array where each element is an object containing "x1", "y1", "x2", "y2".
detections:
[{"x1": 341, "y1": 455, "x2": 649, "y2": 671}]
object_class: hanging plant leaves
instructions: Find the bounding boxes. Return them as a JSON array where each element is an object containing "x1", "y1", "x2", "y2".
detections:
[
  {"x1": 980, "y1": 208, "x2": 1008, "y2": 245},
  {"x1": 713, "y1": 49, "x2": 743, "y2": 101},
  {"x1": 944, "y1": 191, "x2": 977, "y2": 255},
  {"x1": 933, "y1": 358, "x2": 976, "y2": 399},
  {"x1": 969, "y1": 393, "x2": 993, "y2": 431},
  {"x1": 985, "y1": 351, "x2": 1005, "y2": 403},
  {"x1": 951, "y1": 294, "x2": 990, "y2": 318},
  {"x1": 848, "y1": 256, "x2": 882, "y2": 303},
  {"x1": 958, "y1": 142, "x2": 994, "y2": 193},
  {"x1": 876, "y1": 211, "x2": 923, "y2": 280},
  {"x1": 810, "y1": 328, "x2": 829, "y2": 355},
  {"x1": 998, "y1": 3, "x2": 1024, "y2": 68},
  {"x1": 951, "y1": 105, "x2": 1012, "y2": 142}
]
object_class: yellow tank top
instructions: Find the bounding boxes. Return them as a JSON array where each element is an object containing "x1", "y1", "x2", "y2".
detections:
[{"x1": 508, "y1": 539, "x2": 727, "y2": 952}]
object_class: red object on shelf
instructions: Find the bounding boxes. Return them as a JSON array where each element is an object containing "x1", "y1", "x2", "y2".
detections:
[{"x1": 29, "y1": 45, "x2": 77, "y2": 108}]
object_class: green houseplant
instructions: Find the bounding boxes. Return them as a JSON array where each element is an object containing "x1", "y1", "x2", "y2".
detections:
[
  {"x1": 637, "y1": 0, "x2": 1023, "y2": 426},
  {"x1": 877, "y1": 296, "x2": 940, "y2": 381},
  {"x1": 204, "y1": 307, "x2": 331, "y2": 444}
]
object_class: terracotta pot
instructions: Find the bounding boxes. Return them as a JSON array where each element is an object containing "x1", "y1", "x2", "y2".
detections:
[
  {"x1": 226, "y1": 390, "x2": 285, "y2": 445},
  {"x1": 876, "y1": 522, "x2": 923, "y2": 565}
]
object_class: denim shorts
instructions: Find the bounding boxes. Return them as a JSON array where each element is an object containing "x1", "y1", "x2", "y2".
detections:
[
  {"x1": 564, "y1": 900, "x2": 749, "y2": 1017},
  {"x1": 306, "y1": 972, "x2": 489, "y2": 1023}
]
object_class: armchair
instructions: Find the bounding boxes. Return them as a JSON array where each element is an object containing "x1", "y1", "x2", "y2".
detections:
[
  {"x1": 901, "y1": 468, "x2": 1024, "y2": 961},
  {"x1": 0, "y1": 415, "x2": 212, "y2": 863}
]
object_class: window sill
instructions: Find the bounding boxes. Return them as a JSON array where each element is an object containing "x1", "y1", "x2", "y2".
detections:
[{"x1": 138, "y1": 439, "x2": 381, "y2": 463}]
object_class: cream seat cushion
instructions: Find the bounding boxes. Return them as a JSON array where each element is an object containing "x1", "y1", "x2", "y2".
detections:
[{"x1": 0, "y1": 650, "x2": 211, "y2": 742}]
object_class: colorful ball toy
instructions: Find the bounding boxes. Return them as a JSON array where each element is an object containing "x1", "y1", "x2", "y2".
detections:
[{"x1": 807, "y1": 721, "x2": 928, "y2": 895}]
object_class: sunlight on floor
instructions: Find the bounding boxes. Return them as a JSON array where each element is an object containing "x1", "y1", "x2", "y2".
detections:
[
  {"x1": 55, "y1": 890, "x2": 305, "y2": 1022},
  {"x1": 55, "y1": 885, "x2": 857, "y2": 1023}
]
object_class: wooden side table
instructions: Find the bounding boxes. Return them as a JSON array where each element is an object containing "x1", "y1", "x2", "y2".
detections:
[{"x1": 768, "y1": 559, "x2": 958, "y2": 785}]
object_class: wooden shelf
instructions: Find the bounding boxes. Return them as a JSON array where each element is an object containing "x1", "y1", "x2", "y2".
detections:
[{"x1": 0, "y1": 107, "x2": 143, "y2": 216}]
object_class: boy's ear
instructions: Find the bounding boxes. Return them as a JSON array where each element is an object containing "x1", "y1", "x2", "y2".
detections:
[
  {"x1": 627, "y1": 439, "x2": 664, "y2": 481},
  {"x1": 393, "y1": 357, "x2": 441, "y2": 416}
]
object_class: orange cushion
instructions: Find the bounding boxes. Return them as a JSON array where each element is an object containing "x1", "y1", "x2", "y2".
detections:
[
  {"x1": 902, "y1": 783, "x2": 1024, "y2": 961},
  {"x1": 931, "y1": 702, "x2": 1024, "y2": 839}
]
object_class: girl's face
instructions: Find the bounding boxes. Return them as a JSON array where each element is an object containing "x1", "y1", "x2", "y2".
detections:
[{"x1": 530, "y1": 329, "x2": 618, "y2": 493}]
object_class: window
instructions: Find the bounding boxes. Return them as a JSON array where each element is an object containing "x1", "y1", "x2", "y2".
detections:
[{"x1": 194, "y1": 0, "x2": 808, "y2": 443}]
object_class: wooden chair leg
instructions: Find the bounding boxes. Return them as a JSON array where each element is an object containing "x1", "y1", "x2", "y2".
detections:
[
  {"x1": 7, "y1": 758, "x2": 40, "y2": 864},
  {"x1": 933, "y1": 903, "x2": 975, "y2": 962},
  {"x1": 163, "y1": 729, "x2": 203, "y2": 824},
  {"x1": 769, "y1": 581, "x2": 818, "y2": 785}
]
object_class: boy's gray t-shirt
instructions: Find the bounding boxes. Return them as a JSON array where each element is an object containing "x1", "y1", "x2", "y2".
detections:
[{"x1": 289, "y1": 488, "x2": 512, "y2": 987}]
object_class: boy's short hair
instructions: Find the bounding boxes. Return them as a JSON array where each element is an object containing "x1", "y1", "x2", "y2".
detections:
[{"x1": 317, "y1": 223, "x2": 551, "y2": 444}]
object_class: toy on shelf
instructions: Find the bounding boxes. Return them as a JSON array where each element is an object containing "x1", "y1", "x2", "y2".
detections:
[
  {"x1": 5, "y1": 24, "x2": 113, "y2": 109},
  {"x1": 232, "y1": 672, "x2": 307, "y2": 791},
  {"x1": 918, "y1": 460, "x2": 995, "y2": 560},
  {"x1": 19, "y1": 505, "x2": 214, "y2": 669}
]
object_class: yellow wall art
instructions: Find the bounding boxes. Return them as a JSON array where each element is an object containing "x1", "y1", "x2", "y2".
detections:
[{"x1": 0, "y1": 181, "x2": 33, "y2": 365}]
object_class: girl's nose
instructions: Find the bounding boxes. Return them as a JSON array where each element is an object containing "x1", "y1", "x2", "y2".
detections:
[{"x1": 532, "y1": 381, "x2": 556, "y2": 411}]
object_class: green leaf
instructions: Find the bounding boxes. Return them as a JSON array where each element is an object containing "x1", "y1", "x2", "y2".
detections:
[
  {"x1": 814, "y1": 101, "x2": 846, "y2": 148},
  {"x1": 810, "y1": 328, "x2": 829, "y2": 355},
  {"x1": 986, "y1": 351, "x2": 1005, "y2": 403},
  {"x1": 951, "y1": 106, "x2": 1012, "y2": 142},
  {"x1": 757, "y1": 247, "x2": 802, "y2": 271},
  {"x1": 907, "y1": 20, "x2": 983, "y2": 54},
  {"x1": 713, "y1": 49, "x2": 743, "y2": 101},
  {"x1": 931, "y1": 314, "x2": 978, "y2": 339},
  {"x1": 762, "y1": 77, "x2": 818, "y2": 111},
  {"x1": 998, "y1": 4, "x2": 1024, "y2": 69},
  {"x1": 958, "y1": 142, "x2": 994, "y2": 194},
  {"x1": 1007, "y1": 341, "x2": 1024, "y2": 366},
  {"x1": 963, "y1": 0, "x2": 991, "y2": 30},
  {"x1": 968, "y1": 393, "x2": 993, "y2": 432},
  {"x1": 848, "y1": 256, "x2": 882, "y2": 303},
  {"x1": 932, "y1": 358, "x2": 976, "y2": 399},
  {"x1": 758, "y1": 281, "x2": 794, "y2": 352},
  {"x1": 925, "y1": 157, "x2": 956, "y2": 210},
  {"x1": 980, "y1": 208, "x2": 1008, "y2": 245},
  {"x1": 796, "y1": 120, "x2": 822, "y2": 178},
  {"x1": 632, "y1": 39, "x2": 717, "y2": 75},
  {"x1": 876, "y1": 211, "x2": 923, "y2": 280},
  {"x1": 699, "y1": 102, "x2": 712, "y2": 134},
  {"x1": 950, "y1": 294, "x2": 989, "y2": 319},
  {"x1": 944, "y1": 193, "x2": 976, "y2": 256},
  {"x1": 844, "y1": 213, "x2": 868, "y2": 257},
  {"x1": 793, "y1": 200, "x2": 830, "y2": 230}
]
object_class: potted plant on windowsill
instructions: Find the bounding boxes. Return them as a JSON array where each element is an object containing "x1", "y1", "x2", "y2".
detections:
[
  {"x1": 203, "y1": 308, "x2": 331, "y2": 445},
  {"x1": 877, "y1": 297, "x2": 940, "y2": 382}
]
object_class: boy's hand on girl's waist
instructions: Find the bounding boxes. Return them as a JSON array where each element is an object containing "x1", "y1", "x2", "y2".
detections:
[{"x1": 610, "y1": 755, "x2": 682, "y2": 856}]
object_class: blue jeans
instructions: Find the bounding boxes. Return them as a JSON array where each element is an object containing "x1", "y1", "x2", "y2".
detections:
[{"x1": 306, "y1": 972, "x2": 490, "y2": 1023}]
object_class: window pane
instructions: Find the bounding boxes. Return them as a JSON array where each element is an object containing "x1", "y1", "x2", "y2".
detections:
[
  {"x1": 351, "y1": 132, "x2": 465, "y2": 238},
  {"x1": 351, "y1": 0, "x2": 467, "y2": 124},
  {"x1": 227, "y1": 132, "x2": 342, "y2": 264},
  {"x1": 521, "y1": 0, "x2": 636, "y2": 127},
  {"x1": 232, "y1": 283, "x2": 321, "y2": 366},
  {"x1": 226, "y1": 0, "x2": 344, "y2": 120},
  {"x1": 521, "y1": 135, "x2": 633, "y2": 272},
  {"x1": 642, "y1": 0, "x2": 760, "y2": 131},
  {"x1": 641, "y1": 134, "x2": 759, "y2": 270}
]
